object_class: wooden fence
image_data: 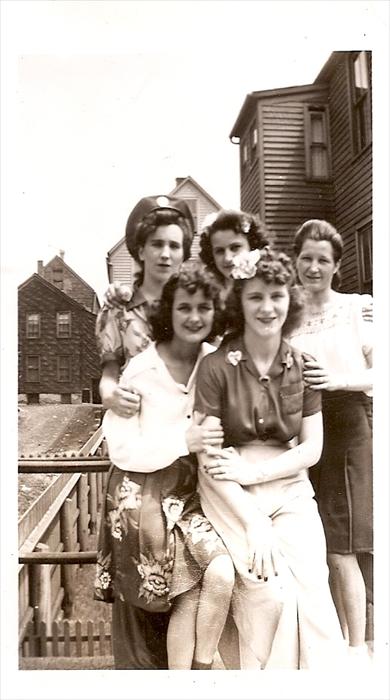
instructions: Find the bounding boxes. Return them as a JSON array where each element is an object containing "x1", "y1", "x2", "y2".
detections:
[{"x1": 18, "y1": 428, "x2": 115, "y2": 667}]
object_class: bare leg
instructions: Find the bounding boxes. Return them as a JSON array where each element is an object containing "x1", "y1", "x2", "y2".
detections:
[
  {"x1": 193, "y1": 554, "x2": 235, "y2": 667},
  {"x1": 167, "y1": 585, "x2": 200, "y2": 670},
  {"x1": 328, "y1": 564, "x2": 349, "y2": 641},
  {"x1": 327, "y1": 553, "x2": 366, "y2": 647}
]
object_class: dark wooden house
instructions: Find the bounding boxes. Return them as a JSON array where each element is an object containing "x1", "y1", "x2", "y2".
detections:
[
  {"x1": 229, "y1": 51, "x2": 372, "y2": 293},
  {"x1": 38, "y1": 254, "x2": 100, "y2": 313},
  {"x1": 18, "y1": 273, "x2": 101, "y2": 405},
  {"x1": 106, "y1": 177, "x2": 222, "y2": 288}
]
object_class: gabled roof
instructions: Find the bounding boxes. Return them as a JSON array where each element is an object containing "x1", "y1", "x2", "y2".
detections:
[
  {"x1": 18, "y1": 273, "x2": 98, "y2": 317},
  {"x1": 44, "y1": 255, "x2": 97, "y2": 297},
  {"x1": 170, "y1": 176, "x2": 222, "y2": 209},
  {"x1": 106, "y1": 177, "x2": 223, "y2": 257},
  {"x1": 107, "y1": 236, "x2": 126, "y2": 257}
]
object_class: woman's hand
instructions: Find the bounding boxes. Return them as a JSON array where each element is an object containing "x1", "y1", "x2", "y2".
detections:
[
  {"x1": 203, "y1": 446, "x2": 257, "y2": 485},
  {"x1": 303, "y1": 358, "x2": 347, "y2": 392},
  {"x1": 103, "y1": 282, "x2": 132, "y2": 309},
  {"x1": 186, "y1": 413, "x2": 224, "y2": 453},
  {"x1": 100, "y1": 378, "x2": 141, "y2": 417},
  {"x1": 246, "y1": 520, "x2": 281, "y2": 581}
]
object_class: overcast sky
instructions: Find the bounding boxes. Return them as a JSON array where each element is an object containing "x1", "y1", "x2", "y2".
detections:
[{"x1": 2, "y1": 0, "x2": 388, "y2": 303}]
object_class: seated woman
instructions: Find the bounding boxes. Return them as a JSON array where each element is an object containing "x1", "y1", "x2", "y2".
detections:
[
  {"x1": 100, "y1": 261, "x2": 235, "y2": 670},
  {"x1": 194, "y1": 247, "x2": 346, "y2": 669}
]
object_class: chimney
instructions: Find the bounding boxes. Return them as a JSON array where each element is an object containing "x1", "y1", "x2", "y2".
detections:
[
  {"x1": 37, "y1": 260, "x2": 44, "y2": 276},
  {"x1": 175, "y1": 177, "x2": 185, "y2": 187},
  {"x1": 59, "y1": 249, "x2": 65, "y2": 260}
]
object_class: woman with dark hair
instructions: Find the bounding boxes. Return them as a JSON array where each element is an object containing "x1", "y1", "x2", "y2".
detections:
[
  {"x1": 97, "y1": 261, "x2": 234, "y2": 669},
  {"x1": 193, "y1": 246, "x2": 345, "y2": 669},
  {"x1": 199, "y1": 209, "x2": 271, "y2": 297},
  {"x1": 96, "y1": 195, "x2": 194, "y2": 418},
  {"x1": 289, "y1": 219, "x2": 373, "y2": 665}
]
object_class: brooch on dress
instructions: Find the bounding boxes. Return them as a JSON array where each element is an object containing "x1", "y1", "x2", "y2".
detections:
[{"x1": 226, "y1": 350, "x2": 242, "y2": 366}]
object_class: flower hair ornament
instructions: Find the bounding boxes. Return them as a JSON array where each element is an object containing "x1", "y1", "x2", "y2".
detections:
[{"x1": 230, "y1": 249, "x2": 261, "y2": 280}]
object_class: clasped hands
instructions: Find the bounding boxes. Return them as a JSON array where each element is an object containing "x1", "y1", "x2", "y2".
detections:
[{"x1": 202, "y1": 445, "x2": 258, "y2": 485}]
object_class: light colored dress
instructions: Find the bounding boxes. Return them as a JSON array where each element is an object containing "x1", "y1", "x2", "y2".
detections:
[{"x1": 289, "y1": 292, "x2": 373, "y2": 553}]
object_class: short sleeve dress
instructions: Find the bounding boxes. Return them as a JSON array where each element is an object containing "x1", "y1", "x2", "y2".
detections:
[
  {"x1": 193, "y1": 335, "x2": 344, "y2": 669},
  {"x1": 289, "y1": 292, "x2": 373, "y2": 554}
]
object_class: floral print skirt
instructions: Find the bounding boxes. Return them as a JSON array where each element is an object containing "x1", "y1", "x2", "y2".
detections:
[{"x1": 94, "y1": 455, "x2": 228, "y2": 613}]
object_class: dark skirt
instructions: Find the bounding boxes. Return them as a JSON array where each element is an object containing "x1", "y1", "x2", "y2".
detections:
[
  {"x1": 94, "y1": 456, "x2": 228, "y2": 669},
  {"x1": 309, "y1": 391, "x2": 373, "y2": 554}
]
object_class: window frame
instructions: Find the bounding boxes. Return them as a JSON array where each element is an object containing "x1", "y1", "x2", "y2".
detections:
[
  {"x1": 355, "y1": 217, "x2": 372, "y2": 294},
  {"x1": 26, "y1": 355, "x2": 40, "y2": 383},
  {"x1": 349, "y1": 51, "x2": 372, "y2": 156},
  {"x1": 56, "y1": 311, "x2": 72, "y2": 338},
  {"x1": 57, "y1": 355, "x2": 72, "y2": 382},
  {"x1": 26, "y1": 313, "x2": 41, "y2": 339},
  {"x1": 304, "y1": 104, "x2": 331, "y2": 181}
]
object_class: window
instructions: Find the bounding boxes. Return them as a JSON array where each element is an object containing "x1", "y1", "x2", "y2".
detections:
[
  {"x1": 56, "y1": 312, "x2": 71, "y2": 338},
  {"x1": 26, "y1": 313, "x2": 40, "y2": 338},
  {"x1": 304, "y1": 106, "x2": 330, "y2": 180},
  {"x1": 26, "y1": 355, "x2": 40, "y2": 382},
  {"x1": 242, "y1": 141, "x2": 248, "y2": 167},
  {"x1": 356, "y1": 220, "x2": 372, "y2": 294},
  {"x1": 57, "y1": 356, "x2": 71, "y2": 382},
  {"x1": 52, "y1": 267, "x2": 64, "y2": 290},
  {"x1": 350, "y1": 51, "x2": 372, "y2": 154}
]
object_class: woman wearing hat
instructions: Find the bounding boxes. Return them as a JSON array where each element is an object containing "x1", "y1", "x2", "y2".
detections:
[
  {"x1": 94, "y1": 196, "x2": 226, "y2": 669},
  {"x1": 96, "y1": 195, "x2": 195, "y2": 419}
]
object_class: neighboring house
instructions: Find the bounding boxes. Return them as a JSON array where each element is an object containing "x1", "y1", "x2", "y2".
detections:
[
  {"x1": 18, "y1": 272, "x2": 101, "y2": 405},
  {"x1": 106, "y1": 176, "x2": 223, "y2": 288},
  {"x1": 229, "y1": 51, "x2": 372, "y2": 294},
  {"x1": 38, "y1": 253, "x2": 101, "y2": 313}
]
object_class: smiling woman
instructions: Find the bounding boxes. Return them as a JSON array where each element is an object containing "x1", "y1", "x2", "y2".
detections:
[
  {"x1": 95, "y1": 260, "x2": 234, "y2": 670},
  {"x1": 193, "y1": 246, "x2": 347, "y2": 669}
]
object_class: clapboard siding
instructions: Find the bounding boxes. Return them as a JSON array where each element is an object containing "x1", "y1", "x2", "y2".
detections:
[
  {"x1": 261, "y1": 100, "x2": 334, "y2": 253},
  {"x1": 109, "y1": 244, "x2": 135, "y2": 287},
  {"x1": 326, "y1": 57, "x2": 372, "y2": 292}
]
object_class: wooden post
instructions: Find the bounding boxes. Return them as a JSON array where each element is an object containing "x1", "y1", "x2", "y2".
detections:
[
  {"x1": 60, "y1": 498, "x2": 74, "y2": 618},
  {"x1": 88, "y1": 473, "x2": 98, "y2": 534},
  {"x1": 96, "y1": 472, "x2": 103, "y2": 508},
  {"x1": 35, "y1": 542, "x2": 52, "y2": 628},
  {"x1": 77, "y1": 475, "x2": 89, "y2": 555}
]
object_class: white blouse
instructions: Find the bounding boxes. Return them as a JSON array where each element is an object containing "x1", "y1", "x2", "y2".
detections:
[
  {"x1": 289, "y1": 293, "x2": 372, "y2": 397},
  {"x1": 102, "y1": 342, "x2": 216, "y2": 472}
]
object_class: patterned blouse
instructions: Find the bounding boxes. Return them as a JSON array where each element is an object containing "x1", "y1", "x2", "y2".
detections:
[{"x1": 95, "y1": 287, "x2": 159, "y2": 369}]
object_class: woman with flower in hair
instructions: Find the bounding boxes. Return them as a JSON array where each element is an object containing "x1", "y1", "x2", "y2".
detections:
[
  {"x1": 199, "y1": 209, "x2": 271, "y2": 299},
  {"x1": 99, "y1": 261, "x2": 235, "y2": 669},
  {"x1": 194, "y1": 246, "x2": 345, "y2": 669}
]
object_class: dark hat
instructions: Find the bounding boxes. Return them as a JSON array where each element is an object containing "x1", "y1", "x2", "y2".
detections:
[{"x1": 125, "y1": 195, "x2": 195, "y2": 258}]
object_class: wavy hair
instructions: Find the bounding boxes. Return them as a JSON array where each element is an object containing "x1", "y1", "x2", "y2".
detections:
[
  {"x1": 132, "y1": 209, "x2": 193, "y2": 286},
  {"x1": 199, "y1": 209, "x2": 272, "y2": 281},
  {"x1": 293, "y1": 219, "x2": 344, "y2": 290},
  {"x1": 150, "y1": 261, "x2": 226, "y2": 343},
  {"x1": 222, "y1": 247, "x2": 305, "y2": 341}
]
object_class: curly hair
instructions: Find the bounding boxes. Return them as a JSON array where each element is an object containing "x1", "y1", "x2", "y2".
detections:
[
  {"x1": 150, "y1": 261, "x2": 226, "y2": 343},
  {"x1": 199, "y1": 209, "x2": 271, "y2": 280},
  {"x1": 222, "y1": 247, "x2": 305, "y2": 340},
  {"x1": 131, "y1": 209, "x2": 193, "y2": 285},
  {"x1": 293, "y1": 219, "x2": 344, "y2": 290}
]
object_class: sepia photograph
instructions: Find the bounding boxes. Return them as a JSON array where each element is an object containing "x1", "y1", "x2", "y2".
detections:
[{"x1": 1, "y1": 1, "x2": 389, "y2": 699}]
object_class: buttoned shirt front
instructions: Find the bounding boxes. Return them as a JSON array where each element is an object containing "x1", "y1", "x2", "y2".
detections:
[{"x1": 194, "y1": 335, "x2": 321, "y2": 447}]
